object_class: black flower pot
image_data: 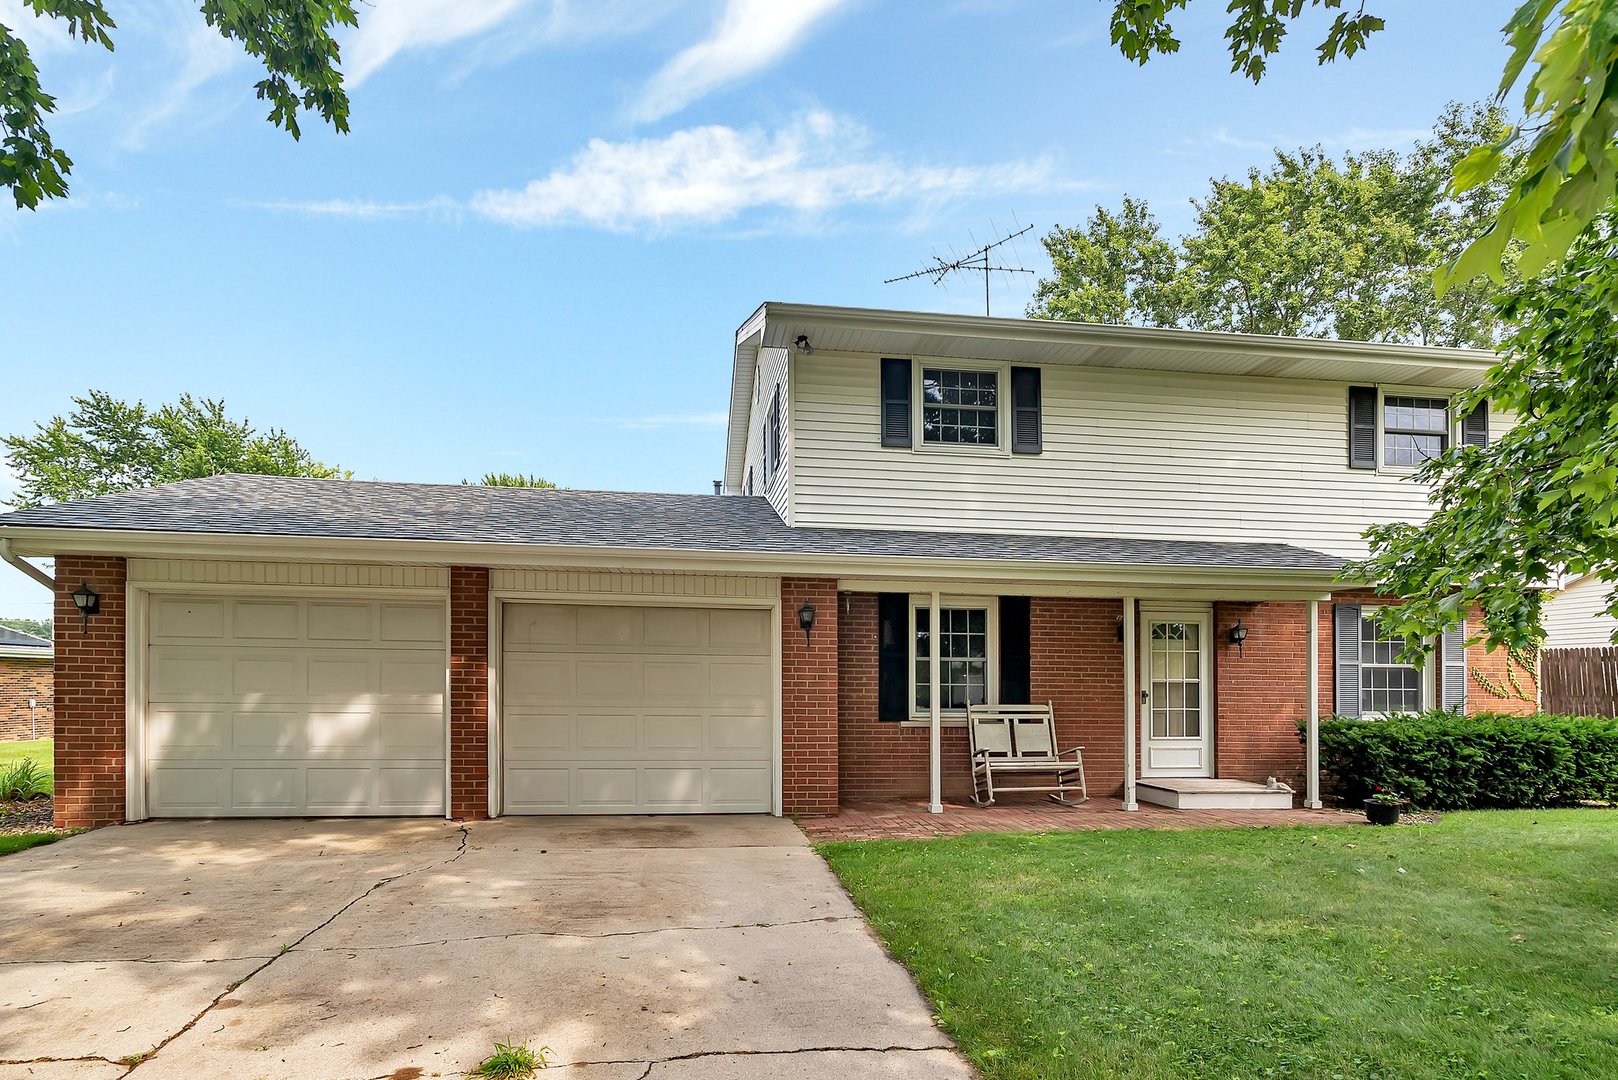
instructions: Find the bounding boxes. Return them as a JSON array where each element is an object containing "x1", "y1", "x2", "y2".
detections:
[{"x1": 1364, "y1": 799, "x2": 1403, "y2": 826}]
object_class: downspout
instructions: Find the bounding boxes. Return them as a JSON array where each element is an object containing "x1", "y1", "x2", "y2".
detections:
[{"x1": 0, "y1": 538, "x2": 55, "y2": 591}]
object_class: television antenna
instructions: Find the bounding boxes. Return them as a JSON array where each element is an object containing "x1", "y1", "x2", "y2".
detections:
[{"x1": 884, "y1": 222, "x2": 1036, "y2": 316}]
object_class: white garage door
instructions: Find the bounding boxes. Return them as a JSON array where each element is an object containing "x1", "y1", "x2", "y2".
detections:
[
  {"x1": 145, "y1": 594, "x2": 447, "y2": 817},
  {"x1": 503, "y1": 603, "x2": 774, "y2": 814}
]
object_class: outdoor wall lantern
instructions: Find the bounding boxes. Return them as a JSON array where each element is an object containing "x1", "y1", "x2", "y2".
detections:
[
  {"x1": 798, "y1": 601, "x2": 817, "y2": 644},
  {"x1": 71, "y1": 582, "x2": 101, "y2": 633},
  {"x1": 1228, "y1": 620, "x2": 1249, "y2": 656},
  {"x1": 793, "y1": 334, "x2": 814, "y2": 355}
]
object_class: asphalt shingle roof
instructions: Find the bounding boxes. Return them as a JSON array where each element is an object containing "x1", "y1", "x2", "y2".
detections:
[
  {"x1": 0, "y1": 474, "x2": 1345, "y2": 572},
  {"x1": 0, "y1": 625, "x2": 51, "y2": 649}
]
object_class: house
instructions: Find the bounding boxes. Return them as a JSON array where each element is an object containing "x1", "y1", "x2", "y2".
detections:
[
  {"x1": 0, "y1": 303, "x2": 1539, "y2": 829},
  {"x1": 0, "y1": 625, "x2": 52, "y2": 742},
  {"x1": 1541, "y1": 574, "x2": 1618, "y2": 649}
]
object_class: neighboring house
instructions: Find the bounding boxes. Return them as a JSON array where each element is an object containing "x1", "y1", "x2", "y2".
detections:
[
  {"x1": 0, "y1": 625, "x2": 53, "y2": 742},
  {"x1": 1541, "y1": 574, "x2": 1618, "y2": 649},
  {"x1": 0, "y1": 303, "x2": 1538, "y2": 830}
]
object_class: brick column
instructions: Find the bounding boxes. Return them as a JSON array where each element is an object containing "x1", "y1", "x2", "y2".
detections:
[
  {"x1": 449, "y1": 567, "x2": 490, "y2": 820},
  {"x1": 53, "y1": 556, "x2": 127, "y2": 829},
  {"x1": 782, "y1": 576, "x2": 839, "y2": 816}
]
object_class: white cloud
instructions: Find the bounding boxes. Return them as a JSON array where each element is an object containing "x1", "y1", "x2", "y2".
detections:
[
  {"x1": 245, "y1": 196, "x2": 461, "y2": 220},
  {"x1": 471, "y1": 110, "x2": 1056, "y2": 231},
  {"x1": 343, "y1": 0, "x2": 533, "y2": 86},
  {"x1": 1181, "y1": 125, "x2": 1431, "y2": 155},
  {"x1": 604, "y1": 412, "x2": 730, "y2": 430},
  {"x1": 0, "y1": 0, "x2": 79, "y2": 56},
  {"x1": 120, "y1": 12, "x2": 239, "y2": 150},
  {"x1": 631, "y1": 0, "x2": 850, "y2": 123}
]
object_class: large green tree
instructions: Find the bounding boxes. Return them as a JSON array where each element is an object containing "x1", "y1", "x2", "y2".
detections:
[
  {"x1": 1029, "y1": 103, "x2": 1513, "y2": 346},
  {"x1": 1, "y1": 0, "x2": 355, "y2": 208},
  {"x1": 464, "y1": 473, "x2": 557, "y2": 489},
  {"x1": 3, "y1": 391, "x2": 344, "y2": 507}
]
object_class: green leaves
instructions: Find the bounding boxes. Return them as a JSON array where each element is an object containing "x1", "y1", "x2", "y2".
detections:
[
  {"x1": 1, "y1": 391, "x2": 346, "y2": 508},
  {"x1": 1108, "y1": 1, "x2": 1387, "y2": 82},
  {"x1": 1029, "y1": 103, "x2": 1516, "y2": 347},
  {"x1": 1346, "y1": 220, "x2": 1618, "y2": 653},
  {"x1": 0, "y1": 1, "x2": 354, "y2": 208}
]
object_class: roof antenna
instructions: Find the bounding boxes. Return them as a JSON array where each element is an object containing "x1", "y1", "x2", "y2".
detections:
[{"x1": 883, "y1": 218, "x2": 1036, "y2": 317}]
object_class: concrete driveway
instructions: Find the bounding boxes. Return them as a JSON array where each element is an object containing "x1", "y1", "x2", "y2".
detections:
[{"x1": 0, "y1": 817, "x2": 971, "y2": 1080}]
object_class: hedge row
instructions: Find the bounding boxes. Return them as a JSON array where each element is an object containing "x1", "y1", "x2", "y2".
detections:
[{"x1": 1310, "y1": 711, "x2": 1618, "y2": 810}]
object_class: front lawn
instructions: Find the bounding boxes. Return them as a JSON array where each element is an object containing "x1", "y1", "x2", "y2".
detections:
[
  {"x1": 0, "y1": 737, "x2": 54, "y2": 782},
  {"x1": 819, "y1": 810, "x2": 1618, "y2": 1079},
  {"x1": 0, "y1": 832, "x2": 68, "y2": 857}
]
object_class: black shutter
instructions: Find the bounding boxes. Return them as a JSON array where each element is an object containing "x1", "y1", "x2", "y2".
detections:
[
  {"x1": 1348, "y1": 387, "x2": 1378, "y2": 469},
  {"x1": 768, "y1": 387, "x2": 782, "y2": 471},
  {"x1": 999, "y1": 596, "x2": 1031, "y2": 704},
  {"x1": 1441, "y1": 619, "x2": 1468, "y2": 713},
  {"x1": 880, "y1": 358, "x2": 912, "y2": 447},
  {"x1": 1010, "y1": 367, "x2": 1042, "y2": 454},
  {"x1": 1334, "y1": 603, "x2": 1362, "y2": 717},
  {"x1": 1461, "y1": 401, "x2": 1489, "y2": 447},
  {"x1": 877, "y1": 593, "x2": 909, "y2": 721}
]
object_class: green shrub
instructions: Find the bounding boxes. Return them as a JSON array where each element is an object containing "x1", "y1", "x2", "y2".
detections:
[
  {"x1": 0, "y1": 758, "x2": 50, "y2": 801},
  {"x1": 1310, "y1": 711, "x2": 1618, "y2": 810}
]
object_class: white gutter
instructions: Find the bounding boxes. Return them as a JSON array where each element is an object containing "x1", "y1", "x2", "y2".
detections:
[
  {"x1": 0, "y1": 525, "x2": 1346, "y2": 592},
  {"x1": 0, "y1": 538, "x2": 54, "y2": 591}
]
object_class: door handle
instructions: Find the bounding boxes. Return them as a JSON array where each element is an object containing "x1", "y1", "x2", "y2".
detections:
[{"x1": 1140, "y1": 689, "x2": 1149, "y2": 703}]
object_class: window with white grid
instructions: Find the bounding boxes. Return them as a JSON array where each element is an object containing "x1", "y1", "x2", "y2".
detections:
[
  {"x1": 1147, "y1": 621, "x2": 1202, "y2": 739},
  {"x1": 1360, "y1": 612, "x2": 1424, "y2": 715},
  {"x1": 913, "y1": 605, "x2": 991, "y2": 712}
]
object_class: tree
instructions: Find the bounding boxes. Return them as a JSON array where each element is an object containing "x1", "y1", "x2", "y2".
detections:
[
  {"x1": 0, "y1": 617, "x2": 51, "y2": 640},
  {"x1": 1107, "y1": 1, "x2": 1618, "y2": 285},
  {"x1": 465, "y1": 473, "x2": 557, "y2": 488},
  {"x1": 1029, "y1": 103, "x2": 1515, "y2": 346},
  {"x1": 1, "y1": 1, "x2": 356, "y2": 209},
  {"x1": 3, "y1": 391, "x2": 344, "y2": 507},
  {"x1": 1344, "y1": 221, "x2": 1618, "y2": 652}
]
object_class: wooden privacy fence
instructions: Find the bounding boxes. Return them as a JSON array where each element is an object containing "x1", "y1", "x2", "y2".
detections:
[{"x1": 1540, "y1": 647, "x2": 1618, "y2": 716}]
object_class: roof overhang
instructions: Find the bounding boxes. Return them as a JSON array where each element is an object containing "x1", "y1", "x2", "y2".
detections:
[
  {"x1": 0, "y1": 524, "x2": 1345, "y2": 599},
  {"x1": 0, "y1": 646, "x2": 51, "y2": 660},
  {"x1": 722, "y1": 302, "x2": 1499, "y2": 491}
]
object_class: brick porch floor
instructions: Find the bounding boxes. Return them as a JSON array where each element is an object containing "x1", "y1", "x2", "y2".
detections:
[{"x1": 799, "y1": 795, "x2": 1361, "y2": 841}]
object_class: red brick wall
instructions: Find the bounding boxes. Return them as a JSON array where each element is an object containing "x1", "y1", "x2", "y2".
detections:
[
  {"x1": 782, "y1": 576, "x2": 839, "y2": 816},
  {"x1": 1213, "y1": 601, "x2": 1314, "y2": 789},
  {"x1": 0, "y1": 657, "x2": 52, "y2": 741},
  {"x1": 449, "y1": 567, "x2": 490, "y2": 820},
  {"x1": 53, "y1": 557, "x2": 127, "y2": 829}
]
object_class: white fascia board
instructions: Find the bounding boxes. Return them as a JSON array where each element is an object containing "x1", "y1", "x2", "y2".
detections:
[
  {"x1": 757, "y1": 303, "x2": 1496, "y2": 379},
  {"x1": 724, "y1": 307, "x2": 769, "y2": 493},
  {"x1": 0, "y1": 647, "x2": 53, "y2": 659},
  {"x1": 0, "y1": 525, "x2": 1345, "y2": 593}
]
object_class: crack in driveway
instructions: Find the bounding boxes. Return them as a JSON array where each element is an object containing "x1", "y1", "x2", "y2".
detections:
[
  {"x1": 119, "y1": 825, "x2": 471, "y2": 1076},
  {"x1": 308, "y1": 913, "x2": 860, "y2": 953},
  {"x1": 548, "y1": 1045, "x2": 958, "y2": 1073}
]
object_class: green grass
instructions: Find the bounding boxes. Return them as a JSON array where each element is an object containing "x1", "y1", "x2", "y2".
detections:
[
  {"x1": 0, "y1": 738, "x2": 53, "y2": 784},
  {"x1": 819, "y1": 810, "x2": 1618, "y2": 1080},
  {"x1": 0, "y1": 832, "x2": 68, "y2": 857},
  {"x1": 470, "y1": 1040, "x2": 550, "y2": 1077}
]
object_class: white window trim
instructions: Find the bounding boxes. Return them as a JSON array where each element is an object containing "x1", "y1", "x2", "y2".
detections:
[
  {"x1": 912, "y1": 358, "x2": 1012, "y2": 456},
  {"x1": 1376, "y1": 385, "x2": 1455, "y2": 476},
  {"x1": 901, "y1": 594, "x2": 999, "y2": 726},
  {"x1": 1358, "y1": 604, "x2": 1437, "y2": 718}
]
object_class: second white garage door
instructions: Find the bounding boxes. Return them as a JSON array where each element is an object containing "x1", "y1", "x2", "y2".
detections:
[{"x1": 502, "y1": 603, "x2": 774, "y2": 814}]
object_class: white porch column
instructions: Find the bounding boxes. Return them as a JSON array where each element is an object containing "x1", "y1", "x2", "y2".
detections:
[
  {"x1": 1306, "y1": 598, "x2": 1323, "y2": 808},
  {"x1": 928, "y1": 590, "x2": 943, "y2": 815},
  {"x1": 1122, "y1": 596, "x2": 1138, "y2": 812}
]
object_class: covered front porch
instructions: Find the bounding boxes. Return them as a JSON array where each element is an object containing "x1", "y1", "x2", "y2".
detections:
[{"x1": 829, "y1": 563, "x2": 1340, "y2": 817}]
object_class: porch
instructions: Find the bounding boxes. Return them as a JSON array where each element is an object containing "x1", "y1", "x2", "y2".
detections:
[{"x1": 801, "y1": 795, "x2": 1359, "y2": 842}]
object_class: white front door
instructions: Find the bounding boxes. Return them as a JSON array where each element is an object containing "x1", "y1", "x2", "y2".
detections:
[{"x1": 1139, "y1": 608, "x2": 1213, "y2": 777}]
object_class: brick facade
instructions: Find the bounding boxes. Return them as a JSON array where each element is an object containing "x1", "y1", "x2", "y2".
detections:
[
  {"x1": 0, "y1": 656, "x2": 52, "y2": 741},
  {"x1": 781, "y1": 576, "x2": 839, "y2": 816},
  {"x1": 52, "y1": 556, "x2": 127, "y2": 829},
  {"x1": 449, "y1": 567, "x2": 491, "y2": 820}
]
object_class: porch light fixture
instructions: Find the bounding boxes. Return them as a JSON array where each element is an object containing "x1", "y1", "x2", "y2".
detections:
[
  {"x1": 70, "y1": 582, "x2": 100, "y2": 633},
  {"x1": 793, "y1": 334, "x2": 813, "y2": 355},
  {"x1": 797, "y1": 601, "x2": 817, "y2": 644},
  {"x1": 1229, "y1": 620, "x2": 1249, "y2": 656}
]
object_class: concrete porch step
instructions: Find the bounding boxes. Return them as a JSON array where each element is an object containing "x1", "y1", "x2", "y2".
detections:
[{"x1": 1136, "y1": 777, "x2": 1295, "y2": 810}]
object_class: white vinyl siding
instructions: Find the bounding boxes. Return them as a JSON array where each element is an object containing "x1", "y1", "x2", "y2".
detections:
[
  {"x1": 742, "y1": 345, "x2": 791, "y2": 522},
  {"x1": 1543, "y1": 576, "x2": 1618, "y2": 648},
  {"x1": 790, "y1": 353, "x2": 1495, "y2": 559}
]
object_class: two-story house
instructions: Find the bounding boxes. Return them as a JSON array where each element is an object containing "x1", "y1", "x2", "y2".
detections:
[{"x1": 0, "y1": 303, "x2": 1537, "y2": 830}]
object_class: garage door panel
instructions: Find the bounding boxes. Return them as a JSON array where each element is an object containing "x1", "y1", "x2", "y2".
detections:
[
  {"x1": 146, "y1": 596, "x2": 447, "y2": 818},
  {"x1": 502, "y1": 603, "x2": 773, "y2": 814}
]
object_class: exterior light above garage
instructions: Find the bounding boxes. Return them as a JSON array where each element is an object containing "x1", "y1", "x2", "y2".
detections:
[{"x1": 70, "y1": 582, "x2": 100, "y2": 633}]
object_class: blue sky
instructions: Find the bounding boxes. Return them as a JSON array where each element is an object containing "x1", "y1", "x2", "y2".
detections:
[{"x1": 1, "y1": 0, "x2": 1516, "y2": 620}]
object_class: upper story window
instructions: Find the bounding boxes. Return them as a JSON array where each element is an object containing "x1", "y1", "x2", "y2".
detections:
[
  {"x1": 1359, "y1": 612, "x2": 1424, "y2": 715},
  {"x1": 1383, "y1": 395, "x2": 1449, "y2": 467},
  {"x1": 921, "y1": 368, "x2": 999, "y2": 446}
]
